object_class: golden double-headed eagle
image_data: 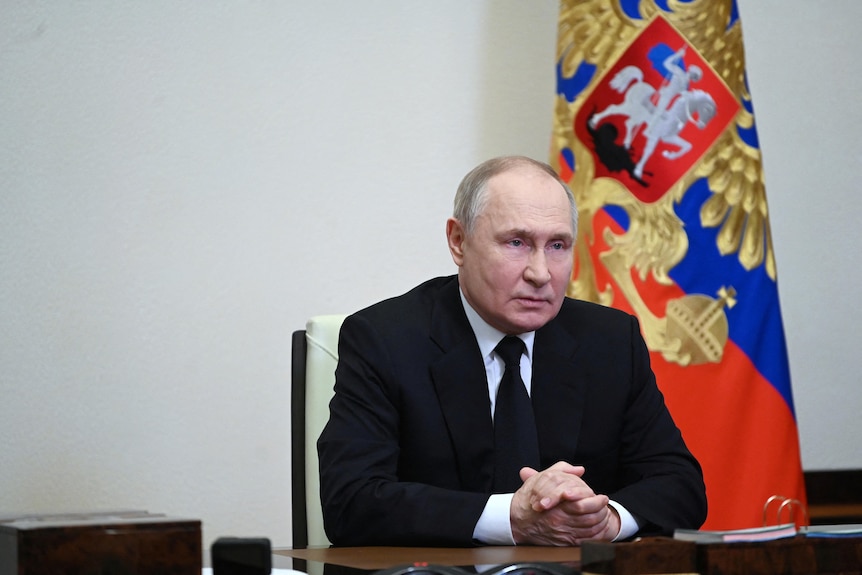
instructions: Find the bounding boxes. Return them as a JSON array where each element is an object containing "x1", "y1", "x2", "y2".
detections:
[{"x1": 552, "y1": 0, "x2": 776, "y2": 366}]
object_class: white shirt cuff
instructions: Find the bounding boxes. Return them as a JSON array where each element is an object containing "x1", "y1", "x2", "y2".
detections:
[
  {"x1": 473, "y1": 493, "x2": 516, "y2": 545},
  {"x1": 608, "y1": 499, "x2": 639, "y2": 541}
]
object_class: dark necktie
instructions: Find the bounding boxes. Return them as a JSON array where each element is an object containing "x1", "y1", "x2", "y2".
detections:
[{"x1": 493, "y1": 336, "x2": 540, "y2": 492}]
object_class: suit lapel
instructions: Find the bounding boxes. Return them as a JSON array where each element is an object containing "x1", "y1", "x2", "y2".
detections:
[
  {"x1": 532, "y1": 318, "x2": 588, "y2": 467},
  {"x1": 428, "y1": 280, "x2": 496, "y2": 491}
]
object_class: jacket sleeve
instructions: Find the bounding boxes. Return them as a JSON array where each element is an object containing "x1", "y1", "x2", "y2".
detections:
[
  {"x1": 317, "y1": 312, "x2": 489, "y2": 546},
  {"x1": 609, "y1": 315, "x2": 708, "y2": 535}
]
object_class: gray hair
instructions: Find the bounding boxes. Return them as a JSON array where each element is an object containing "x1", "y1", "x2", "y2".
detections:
[{"x1": 452, "y1": 156, "x2": 578, "y2": 237}]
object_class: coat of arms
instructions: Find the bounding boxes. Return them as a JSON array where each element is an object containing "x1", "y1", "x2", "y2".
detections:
[{"x1": 554, "y1": 8, "x2": 772, "y2": 367}]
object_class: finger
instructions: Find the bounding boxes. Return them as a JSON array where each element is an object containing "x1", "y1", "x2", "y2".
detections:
[
  {"x1": 519, "y1": 466, "x2": 539, "y2": 482},
  {"x1": 526, "y1": 504, "x2": 612, "y2": 545},
  {"x1": 520, "y1": 463, "x2": 592, "y2": 511},
  {"x1": 546, "y1": 461, "x2": 586, "y2": 476},
  {"x1": 528, "y1": 474, "x2": 592, "y2": 511},
  {"x1": 558, "y1": 493, "x2": 611, "y2": 517}
]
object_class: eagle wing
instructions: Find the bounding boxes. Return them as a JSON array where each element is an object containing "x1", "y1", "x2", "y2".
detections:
[{"x1": 671, "y1": 0, "x2": 778, "y2": 279}]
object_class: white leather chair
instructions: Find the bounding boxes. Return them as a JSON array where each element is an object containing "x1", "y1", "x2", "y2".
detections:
[{"x1": 291, "y1": 314, "x2": 347, "y2": 549}]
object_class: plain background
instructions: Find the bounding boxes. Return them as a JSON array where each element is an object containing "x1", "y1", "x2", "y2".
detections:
[{"x1": 2, "y1": 0, "x2": 860, "y2": 551}]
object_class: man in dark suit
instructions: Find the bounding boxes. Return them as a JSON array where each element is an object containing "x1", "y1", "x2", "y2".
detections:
[{"x1": 318, "y1": 156, "x2": 706, "y2": 546}]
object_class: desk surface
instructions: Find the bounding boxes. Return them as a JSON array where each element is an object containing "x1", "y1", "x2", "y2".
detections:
[
  {"x1": 275, "y1": 536, "x2": 862, "y2": 575},
  {"x1": 274, "y1": 546, "x2": 582, "y2": 571}
]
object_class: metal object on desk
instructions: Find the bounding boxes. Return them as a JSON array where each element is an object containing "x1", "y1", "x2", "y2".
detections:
[
  {"x1": 481, "y1": 561, "x2": 579, "y2": 575},
  {"x1": 372, "y1": 564, "x2": 471, "y2": 575},
  {"x1": 372, "y1": 561, "x2": 577, "y2": 575},
  {"x1": 763, "y1": 494, "x2": 808, "y2": 527}
]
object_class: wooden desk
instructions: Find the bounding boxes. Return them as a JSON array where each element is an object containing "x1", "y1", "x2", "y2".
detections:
[
  {"x1": 273, "y1": 546, "x2": 581, "y2": 572},
  {"x1": 275, "y1": 536, "x2": 862, "y2": 575}
]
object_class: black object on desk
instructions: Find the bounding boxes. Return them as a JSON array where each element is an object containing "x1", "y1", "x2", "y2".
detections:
[{"x1": 212, "y1": 537, "x2": 272, "y2": 575}]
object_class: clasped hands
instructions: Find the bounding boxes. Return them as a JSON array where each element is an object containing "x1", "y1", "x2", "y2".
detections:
[{"x1": 510, "y1": 461, "x2": 621, "y2": 546}]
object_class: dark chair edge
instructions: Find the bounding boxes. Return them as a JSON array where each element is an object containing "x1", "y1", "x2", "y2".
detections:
[{"x1": 291, "y1": 329, "x2": 309, "y2": 549}]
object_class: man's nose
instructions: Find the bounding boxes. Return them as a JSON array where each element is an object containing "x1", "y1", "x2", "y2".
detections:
[{"x1": 524, "y1": 250, "x2": 551, "y2": 285}]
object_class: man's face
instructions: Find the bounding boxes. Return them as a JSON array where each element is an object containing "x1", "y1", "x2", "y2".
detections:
[{"x1": 447, "y1": 166, "x2": 574, "y2": 334}]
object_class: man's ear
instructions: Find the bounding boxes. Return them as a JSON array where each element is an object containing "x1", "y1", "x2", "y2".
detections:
[{"x1": 446, "y1": 218, "x2": 466, "y2": 266}]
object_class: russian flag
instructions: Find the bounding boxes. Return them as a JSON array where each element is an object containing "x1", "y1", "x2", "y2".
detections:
[{"x1": 551, "y1": 0, "x2": 806, "y2": 529}]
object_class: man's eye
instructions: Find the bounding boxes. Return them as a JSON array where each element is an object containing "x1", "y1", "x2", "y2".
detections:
[
  {"x1": 550, "y1": 242, "x2": 565, "y2": 250},
  {"x1": 509, "y1": 239, "x2": 523, "y2": 247}
]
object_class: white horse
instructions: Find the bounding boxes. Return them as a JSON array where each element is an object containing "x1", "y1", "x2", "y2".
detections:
[
  {"x1": 634, "y1": 88, "x2": 716, "y2": 178},
  {"x1": 589, "y1": 65, "x2": 717, "y2": 179}
]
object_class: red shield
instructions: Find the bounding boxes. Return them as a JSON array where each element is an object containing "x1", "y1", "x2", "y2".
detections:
[{"x1": 575, "y1": 15, "x2": 740, "y2": 203}]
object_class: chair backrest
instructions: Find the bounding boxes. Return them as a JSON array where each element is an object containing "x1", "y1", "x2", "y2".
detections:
[{"x1": 291, "y1": 314, "x2": 347, "y2": 549}]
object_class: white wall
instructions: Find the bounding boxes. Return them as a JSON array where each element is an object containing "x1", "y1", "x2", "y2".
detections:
[
  {"x1": 1, "y1": 0, "x2": 859, "y2": 551},
  {"x1": 739, "y1": 2, "x2": 862, "y2": 469}
]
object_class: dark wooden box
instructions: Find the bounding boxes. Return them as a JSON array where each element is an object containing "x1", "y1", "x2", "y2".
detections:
[
  {"x1": 581, "y1": 537, "x2": 698, "y2": 575},
  {"x1": 0, "y1": 510, "x2": 201, "y2": 575},
  {"x1": 582, "y1": 534, "x2": 862, "y2": 575},
  {"x1": 696, "y1": 535, "x2": 862, "y2": 575}
]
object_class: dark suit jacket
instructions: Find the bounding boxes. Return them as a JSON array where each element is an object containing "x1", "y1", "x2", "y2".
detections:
[{"x1": 318, "y1": 275, "x2": 706, "y2": 546}]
